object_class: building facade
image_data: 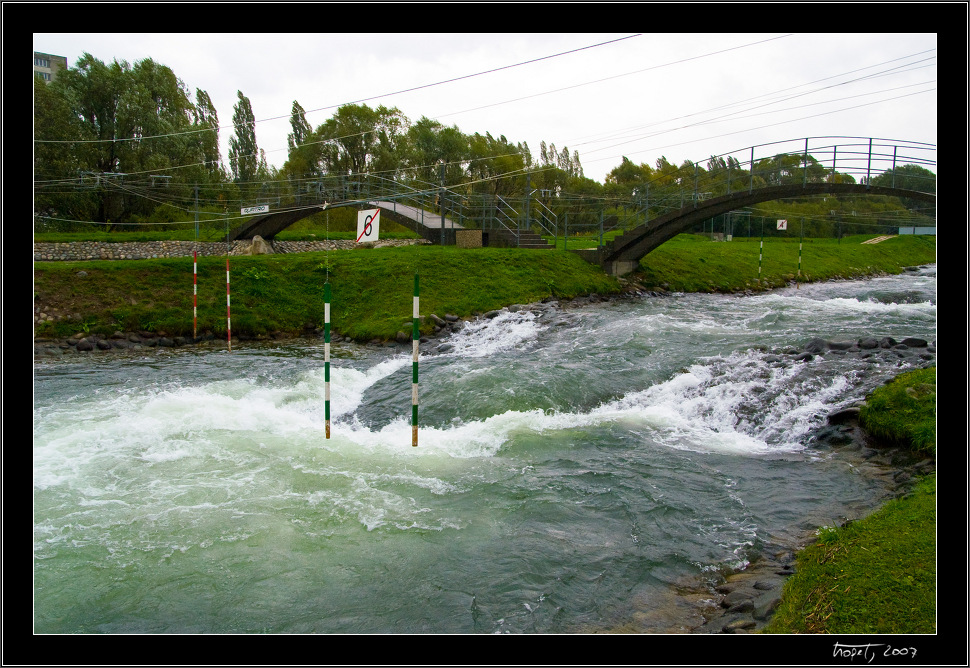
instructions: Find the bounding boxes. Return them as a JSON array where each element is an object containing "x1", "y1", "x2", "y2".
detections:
[{"x1": 34, "y1": 52, "x2": 68, "y2": 83}]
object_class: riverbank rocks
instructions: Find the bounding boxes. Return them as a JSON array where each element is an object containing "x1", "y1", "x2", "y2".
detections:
[
  {"x1": 34, "y1": 238, "x2": 431, "y2": 262},
  {"x1": 793, "y1": 335, "x2": 936, "y2": 368},
  {"x1": 240, "y1": 235, "x2": 274, "y2": 255}
]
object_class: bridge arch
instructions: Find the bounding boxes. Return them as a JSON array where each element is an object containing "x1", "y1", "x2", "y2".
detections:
[
  {"x1": 572, "y1": 183, "x2": 936, "y2": 276},
  {"x1": 227, "y1": 199, "x2": 461, "y2": 244}
]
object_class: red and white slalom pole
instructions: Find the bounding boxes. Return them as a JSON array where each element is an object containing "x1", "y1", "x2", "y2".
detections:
[
  {"x1": 226, "y1": 258, "x2": 232, "y2": 352},
  {"x1": 193, "y1": 250, "x2": 198, "y2": 339}
]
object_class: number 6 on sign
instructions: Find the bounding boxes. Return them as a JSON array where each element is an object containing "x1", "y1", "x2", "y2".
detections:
[{"x1": 357, "y1": 209, "x2": 381, "y2": 242}]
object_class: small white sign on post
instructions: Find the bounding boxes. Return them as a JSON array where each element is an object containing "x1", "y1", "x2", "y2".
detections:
[
  {"x1": 356, "y1": 209, "x2": 381, "y2": 242},
  {"x1": 776, "y1": 219, "x2": 788, "y2": 230},
  {"x1": 241, "y1": 204, "x2": 269, "y2": 215}
]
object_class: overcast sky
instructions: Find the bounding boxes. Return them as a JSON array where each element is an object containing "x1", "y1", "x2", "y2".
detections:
[{"x1": 33, "y1": 32, "x2": 937, "y2": 185}]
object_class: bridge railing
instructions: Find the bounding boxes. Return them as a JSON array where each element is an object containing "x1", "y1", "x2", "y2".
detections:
[
  {"x1": 529, "y1": 199, "x2": 558, "y2": 247},
  {"x1": 237, "y1": 136, "x2": 934, "y2": 244}
]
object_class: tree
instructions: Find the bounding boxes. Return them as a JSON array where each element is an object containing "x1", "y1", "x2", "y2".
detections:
[
  {"x1": 312, "y1": 103, "x2": 408, "y2": 177},
  {"x1": 466, "y1": 132, "x2": 527, "y2": 198},
  {"x1": 229, "y1": 90, "x2": 259, "y2": 193},
  {"x1": 870, "y1": 164, "x2": 936, "y2": 218},
  {"x1": 287, "y1": 100, "x2": 312, "y2": 153},
  {"x1": 869, "y1": 163, "x2": 936, "y2": 194},
  {"x1": 401, "y1": 116, "x2": 468, "y2": 185},
  {"x1": 34, "y1": 53, "x2": 199, "y2": 225},
  {"x1": 192, "y1": 88, "x2": 222, "y2": 180}
]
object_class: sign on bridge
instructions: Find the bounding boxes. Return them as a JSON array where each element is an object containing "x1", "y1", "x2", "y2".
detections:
[
  {"x1": 357, "y1": 209, "x2": 381, "y2": 242},
  {"x1": 241, "y1": 204, "x2": 270, "y2": 215}
]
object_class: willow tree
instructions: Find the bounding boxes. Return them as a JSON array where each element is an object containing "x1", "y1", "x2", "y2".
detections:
[{"x1": 33, "y1": 52, "x2": 199, "y2": 225}]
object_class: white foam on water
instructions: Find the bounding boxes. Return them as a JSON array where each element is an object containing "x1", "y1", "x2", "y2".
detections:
[
  {"x1": 438, "y1": 310, "x2": 546, "y2": 358},
  {"x1": 754, "y1": 292, "x2": 935, "y2": 318}
]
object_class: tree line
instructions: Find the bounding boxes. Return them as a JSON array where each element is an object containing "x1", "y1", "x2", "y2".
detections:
[{"x1": 34, "y1": 53, "x2": 935, "y2": 238}]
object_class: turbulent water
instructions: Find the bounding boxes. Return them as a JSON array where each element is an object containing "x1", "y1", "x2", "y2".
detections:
[{"x1": 33, "y1": 267, "x2": 936, "y2": 634}]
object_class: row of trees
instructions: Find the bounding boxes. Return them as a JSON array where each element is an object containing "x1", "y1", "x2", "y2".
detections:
[{"x1": 34, "y1": 53, "x2": 935, "y2": 237}]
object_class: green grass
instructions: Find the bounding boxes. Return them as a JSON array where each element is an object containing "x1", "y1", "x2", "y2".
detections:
[
  {"x1": 33, "y1": 213, "x2": 420, "y2": 244},
  {"x1": 762, "y1": 474, "x2": 936, "y2": 634},
  {"x1": 34, "y1": 233, "x2": 936, "y2": 341},
  {"x1": 33, "y1": 246, "x2": 620, "y2": 341},
  {"x1": 762, "y1": 367, "x2": 937, "y2": 634},
  {"x1": 860, "y1": 368, "x2": 937, "y2": 455},
  {"x1": 634, "y1": 234, "x2": 937, "y2": 292}
]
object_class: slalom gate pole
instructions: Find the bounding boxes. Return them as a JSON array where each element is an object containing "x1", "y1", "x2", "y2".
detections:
[
  {"x1": 193, "y1": 250, "x2": 198, "y2": 339},
  {"x1": 226, "y1": 258, "x2": 232, "y2": 352},
  {"x1": 324, "y1": 282, "x2": 331, "y2": 439},
  {"x1": 797, "y1": 220, "x2": 803, "y2": 290},
  {"x1": 412, "y1": 273, "x2": 419, "y2": 447},
  {"x1": 758, "y1": 220, "x2": 764, "y2": 284}
]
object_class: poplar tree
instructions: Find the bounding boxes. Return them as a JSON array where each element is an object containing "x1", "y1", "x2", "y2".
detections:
[
  {"x1": 287, "y1": 100, "x2": 312, "y2": 152},
  {"x1": 193, "y1": 88, "x2": 222, "y2": 179},
  {"x1": 229, "y1": 90, "x2": 259, "y2": 193}
]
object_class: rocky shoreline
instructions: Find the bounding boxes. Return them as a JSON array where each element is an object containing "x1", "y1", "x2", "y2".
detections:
[
  {"x1": 33, "y1": 237, "x2": 430, "y2": 262},
  {"x1": 680, "y1": 423, "x2": 935, "y2": 634}
]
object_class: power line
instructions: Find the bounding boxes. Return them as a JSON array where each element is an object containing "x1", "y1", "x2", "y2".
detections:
[{"x1": 34, "y1": 34, "x2": 642, "y2": 146}]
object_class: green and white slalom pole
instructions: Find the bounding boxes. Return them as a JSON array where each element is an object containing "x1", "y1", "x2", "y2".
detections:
[
  {"x1": 797, "y1": 220, "x2": 803, "y2": 289},
  {"x1": 411, "y1": 273, "x2": 419, "y2": 447},
  {"x1": 757, "y1": 220, "x2": 764, "y2": 285},
  {"x1": 324, "y1": 282, "x2": 332, "y2": 439}
]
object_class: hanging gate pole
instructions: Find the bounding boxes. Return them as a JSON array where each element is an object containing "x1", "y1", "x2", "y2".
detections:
[
  {"x1": 193, "y1": 250, "x2": 198, "y2": 339},
  {"x1": 324, "y1": 282, "x2": 332, "y2": 439},
  {"x1": 412, "y1": 274, "x2": 420, "y2": 447},
  {"x1": 225, "y1": 217, "x2": 232, "y2": 352},
  {"x1": 226, "y1": 258, "x2": 232, "y2": 352},
  {"x1": 758, "y1": 219, "x2": 764, "y2": 284}
]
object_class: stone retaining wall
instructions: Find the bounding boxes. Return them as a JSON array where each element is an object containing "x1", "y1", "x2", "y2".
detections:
[{"x1": 34, "y1": 238, "x2": 431, "y2": 262}]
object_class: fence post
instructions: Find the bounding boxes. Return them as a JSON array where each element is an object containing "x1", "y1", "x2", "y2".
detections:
[
  {"x1": 866, "y1": 138, "x2": 873, "y2": 186},
  {"x1": 803, "y1": 138, "x2": 809, "y2": 187},
  {"x1": 749, "y1": 147, "x2": 755, "y2": 193}
]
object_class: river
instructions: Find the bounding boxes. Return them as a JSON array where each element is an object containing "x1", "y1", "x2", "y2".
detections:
[{"x1": 32, "y1": 267, "x2": 936, "y2": 634}]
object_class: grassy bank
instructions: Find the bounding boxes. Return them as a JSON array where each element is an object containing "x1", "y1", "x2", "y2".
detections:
[
  {"x1": 33, "y1": 246, "x2": 620, "y2": 342},
  {"x1": 762, "y1": 367, "x2": 937, "y2": 634},
  {"x1": 33, "y1": 233, "x2": 936, "y2": 343},
  {"x1": 633, "y1": 233, "x2": 937, "y2": 292}
]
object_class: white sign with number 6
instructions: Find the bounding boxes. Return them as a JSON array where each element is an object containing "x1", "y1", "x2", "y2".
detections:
[{"x1": 357, "y1": 209, "x2": 381, "y2": 242}]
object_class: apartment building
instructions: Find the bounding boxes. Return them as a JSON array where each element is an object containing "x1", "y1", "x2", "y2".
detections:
[{"x1": 34, "y1": 51, "x2": 68, "y2": 83}]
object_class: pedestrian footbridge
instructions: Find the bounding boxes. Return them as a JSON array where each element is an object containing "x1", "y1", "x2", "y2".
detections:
[{"x1": 226, "y1": 137, "x2": 935, "y2": 275}]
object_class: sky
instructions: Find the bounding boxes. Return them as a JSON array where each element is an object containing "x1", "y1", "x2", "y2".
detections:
[{"x1": 32, "y1": 32, "x2": 937, "y2": 185}]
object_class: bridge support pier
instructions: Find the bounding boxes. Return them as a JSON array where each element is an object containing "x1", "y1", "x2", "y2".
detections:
[{"x1": 605, "y1": 260, "x2": 639, "y2": 277}]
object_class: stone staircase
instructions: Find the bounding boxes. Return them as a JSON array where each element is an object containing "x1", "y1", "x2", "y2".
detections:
[{"x1": 488, "y1": 228, "x2": 555, "y2": 250}]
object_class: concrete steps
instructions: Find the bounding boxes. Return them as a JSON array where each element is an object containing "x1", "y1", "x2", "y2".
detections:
[{"x1": 488, "y1": 229, "x2": 555, "y2": 250}]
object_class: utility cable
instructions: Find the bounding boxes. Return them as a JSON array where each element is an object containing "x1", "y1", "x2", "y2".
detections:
[{"x1": 34, "y1": 35, "x2": 642, "y2": 145}]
